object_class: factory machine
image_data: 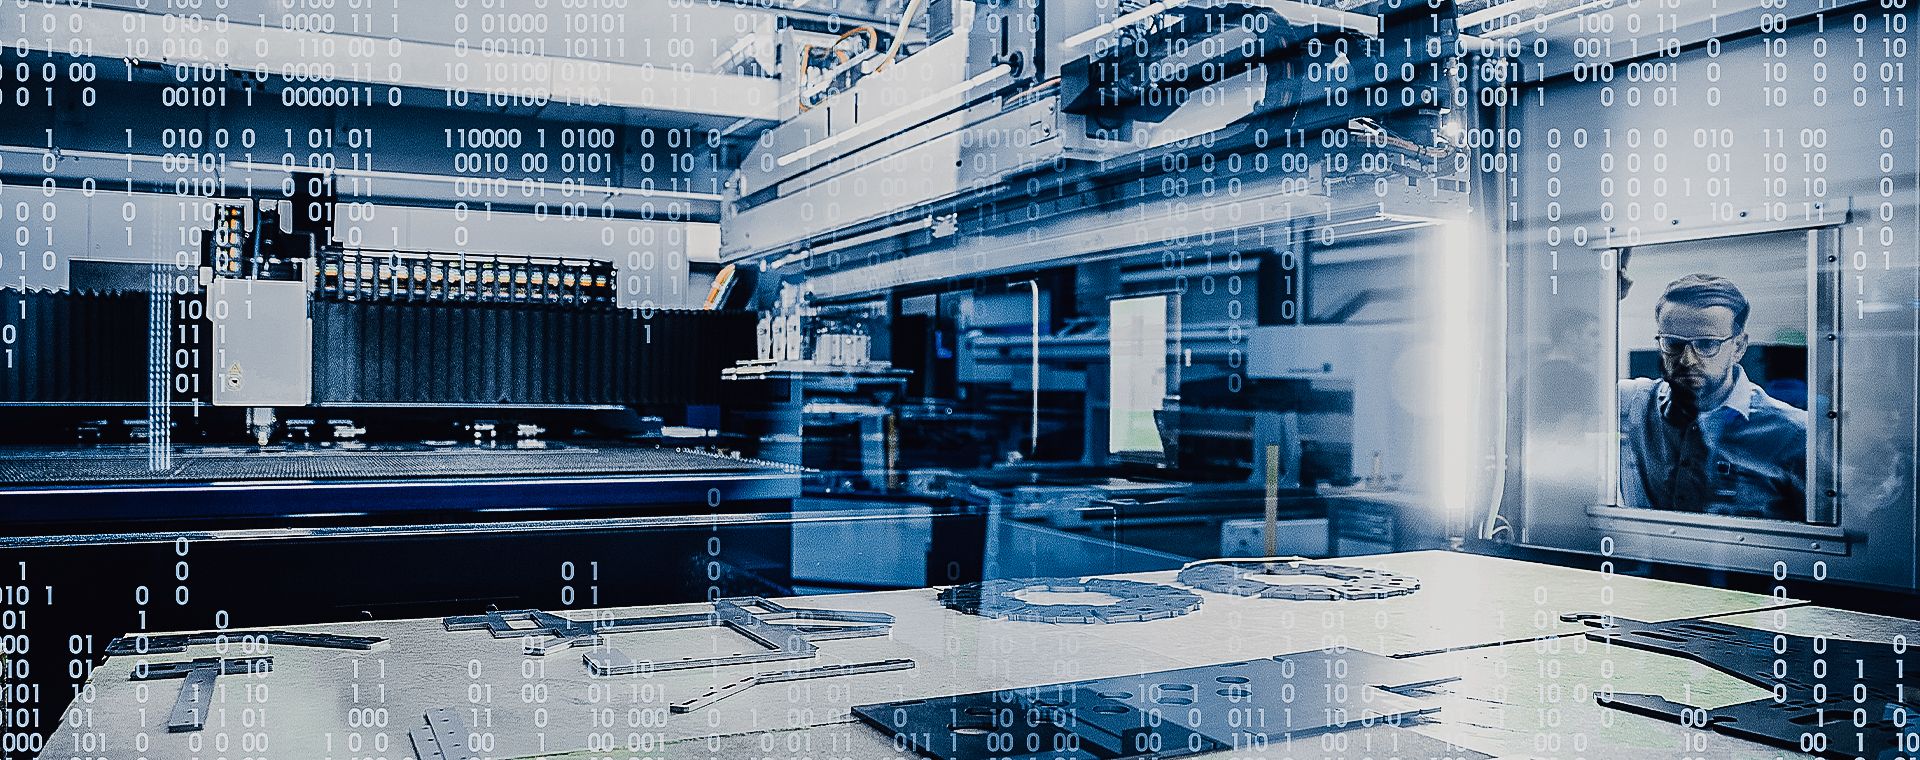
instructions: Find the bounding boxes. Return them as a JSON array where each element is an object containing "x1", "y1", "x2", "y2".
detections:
[
  {"x1": 723, "y1": 0, "x2": 1475, "y2": 563},
  {"x1": 717, "y1": 0, "x2": 1919, "y2": 595},
  {"x1": 0, "y1": 173, "x2": 807, "y2": 703},
  {"x1": 2, "y1": 0, "x2": 1918, "y2": 757},
  {"x1": 0, "y1": 177, "x2": 775, "y2": 518}
]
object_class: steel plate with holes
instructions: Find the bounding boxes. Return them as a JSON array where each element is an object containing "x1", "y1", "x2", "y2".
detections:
[
  {"x1": 164, "y1": 667, "x2": 220, "y2": 734},
  {"x1": 854, "y1": 649, "x2": 1456, "y2": 760},
  {"x1": 937, "y1": 577, "x2": 1203, "y2": 624},
  {"x1": 409, "y1": 708, "x2": 478, "y2": 760},
  {"x1": 1177, "y1": 558, "x2": 1422, "y2": 600},
  {"x1": 127, "y1": 657, "x2": 273, "y2": 733}
]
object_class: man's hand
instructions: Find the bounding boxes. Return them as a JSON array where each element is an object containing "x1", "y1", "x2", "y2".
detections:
[{"x1": 1664, "y1": 383, "x2": 1699, "y2": 429}]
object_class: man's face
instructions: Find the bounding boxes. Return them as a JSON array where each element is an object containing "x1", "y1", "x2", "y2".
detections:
[{"x1": 1656, "y1": 303, "x2": 1747, "y2": 392}]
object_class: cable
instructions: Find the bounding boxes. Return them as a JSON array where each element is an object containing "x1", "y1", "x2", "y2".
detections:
[
  {"x1": 830, "y1": 26, "x2": 880, "y2": 60},
  {"x1": 798, "y1": 27, "x2": 882, "y2": 112},
  {"x1": 873, "y1": 0, "x2": 928, "y2": 73}
]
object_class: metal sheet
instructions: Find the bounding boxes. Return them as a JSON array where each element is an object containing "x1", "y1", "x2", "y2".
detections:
[
  {"x1": 939, "y1": 577, "x2": 1204, "y2": 624},
  {"x1": 853, "y1": 649, "x2": 1455, "y2": 760},
  {"x1": 657, "y1": 719, "x2": 1493, "y2": 760},
  {"x1": 445, "y1": 597, "x2": 896, "y2": 676},
  {"x1": 409, "y1": 708, "x2": 479, "y2": 760},
  {"x1": 1572, "y1": 614, "x2": 1920, "y2": 760},
  {"x1": 587, "y1": 599, "x2": 897, "y2": 676},
  {"x1": 164, "y1": 667, "x2": 219, "y2": 733},
  {"x1": 1177, "y1": 559, "x2": 1421, "y2": 601},
  {"x1": 136, "y1": 656, "x2": 274, "y2": 734},
  {"x1": 130, "y1": 657, "x2": 273, "y2": 681},
  {"x1": 107, "y1": 630, "x2": 384, "y2": 657},
  {"x1": 670, "y1": 658, "x2": 915, "y2": 713},
  {"x1": 39, "y1": 553, "x2": 1799, "y2": 759},
  {"x1": 1401, "y1": 606, "x2": 1910, "y2": 759}
]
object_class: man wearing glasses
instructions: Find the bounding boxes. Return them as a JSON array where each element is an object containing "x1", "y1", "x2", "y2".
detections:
[{"x1": 1619, "y1": 275, "x2": 1808, "y2": 520}]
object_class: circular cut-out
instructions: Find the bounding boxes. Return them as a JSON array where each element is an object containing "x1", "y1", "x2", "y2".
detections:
[
  {"x1": 1246, "y1": 574, "x2": 1340, "y2": 586},
  {"x1": 1177, "y1": 559, "x2": 1420, "y2": 601},
  {"x1": 938, "y1": 577, "x2": 1203, "y2": 624},
  {"x1": 1011, "y1": 589, "x2": 1123, "y2": 607}
]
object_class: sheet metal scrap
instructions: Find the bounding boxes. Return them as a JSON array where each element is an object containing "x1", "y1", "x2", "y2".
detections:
[
  {"x1": 854, "y1": 649, "x2": 1458, "y2": 760},
  {"x1": 1177, "y1": 558, "x2": 1421, "y2": 600},
  {"x1": 1570, "y1": 613, "x2": 1920, "y2": 760},
  {"x1": 128, "y1": 656, "x2": 273, "y2": 733},
  {"x1": 670, "y1": 658, "x2": 915, "y2": 713},
  {"x1": 105, "y1": 629, "x2": 386, "y2": 656},
  {"x1": 444, "y1": 597, "x2": 896, "y2": 676},
  {"x1": 409, "y1": 708, "x2": 478, "y2": 760},
  {"x1": 938, "y1": 577, "x2": 1203, "y2": 624}
]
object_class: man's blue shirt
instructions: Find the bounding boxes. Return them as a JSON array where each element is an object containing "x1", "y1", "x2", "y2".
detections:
[{"x1": 1619, "y1": 367, "x2": 1809, "y2": 520}]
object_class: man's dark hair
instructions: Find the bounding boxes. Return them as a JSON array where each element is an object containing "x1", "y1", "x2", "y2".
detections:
[{"x1": 1657, "y1": 274, "x2": 1750, "y2": 334}]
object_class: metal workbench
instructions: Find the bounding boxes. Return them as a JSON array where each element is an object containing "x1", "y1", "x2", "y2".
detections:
[{"x1": 45, "y1": 550, "x2": 1851, "y2": 759}]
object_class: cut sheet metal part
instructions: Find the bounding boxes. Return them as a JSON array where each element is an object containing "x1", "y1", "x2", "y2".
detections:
[
  {"x1": 129, "y1": 656, "x2": 273, "y2": 681},
  {"x1": 1570, "y1": 613, "x2": 1920, "y2": 760},
  {"x1": 409, "y1": 708, "x2": 479, "y2": 760},
  {"x1": 444, "y1": 597, "x2": 895, "y2": 676},
  {"x1": 130, "y1": 657, "x2": 273, "y2": 733},
  {"x1": 670, "y1": 658, "x2": 916, "y2": 713},
  {"x1": 1177, "y1": 558, "x2": 1422, "y2": 600},
  {"x1": 167, "y1": 668, "x2": 219, "y2": 734},
  {"x1": 854, "y1": 649, "x2": 1457, "y2": 760},
  {"x1": 938, "y1": 577, "x2": 1203, "y2": 624},
  {"x1": 105, "y1": 629, "x2": 386, "y2": 656}
]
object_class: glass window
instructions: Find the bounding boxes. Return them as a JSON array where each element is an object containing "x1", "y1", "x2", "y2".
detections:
[{"x1": 1612, "y1": 231, "x2": 1823, "y2": 524}]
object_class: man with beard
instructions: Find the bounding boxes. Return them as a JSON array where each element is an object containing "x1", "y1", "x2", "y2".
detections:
[{"x1": 1619, "y1": 275, "x2": 1809, "y2": 521}]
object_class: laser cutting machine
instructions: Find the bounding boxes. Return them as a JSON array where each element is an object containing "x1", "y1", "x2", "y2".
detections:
[{"x1": 3, "y1": 0, "x2": 1918, "y2": 757}]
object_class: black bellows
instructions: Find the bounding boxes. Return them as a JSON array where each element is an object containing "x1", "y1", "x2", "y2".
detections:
[
  {"x1": 311, "y1": 301, "x2": 754, "y2": 406},
  {"x1": 0, "y1": 289, "x2": 748, "y2": 408},
  {"x1": 0, "y1": 289, "x2": 151, "y2": 404}
]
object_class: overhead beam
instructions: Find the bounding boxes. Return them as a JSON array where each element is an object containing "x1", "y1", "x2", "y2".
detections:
[
  {"x1": 11, "y1": 5, "x2": 781, "y2": 124},
  {"x1": 0, "y1": 146, "x2": 723, "y2": 223}
]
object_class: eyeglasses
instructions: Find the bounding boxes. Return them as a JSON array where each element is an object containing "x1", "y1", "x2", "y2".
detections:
[{"x1": 1655, "y1": 334, "x2": 1735, "y2": 358}]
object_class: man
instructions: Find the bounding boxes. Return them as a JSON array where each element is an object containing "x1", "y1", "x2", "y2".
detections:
[{"x1": 1619, "y1": 275, "x2": 1808, "y2": 521}]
